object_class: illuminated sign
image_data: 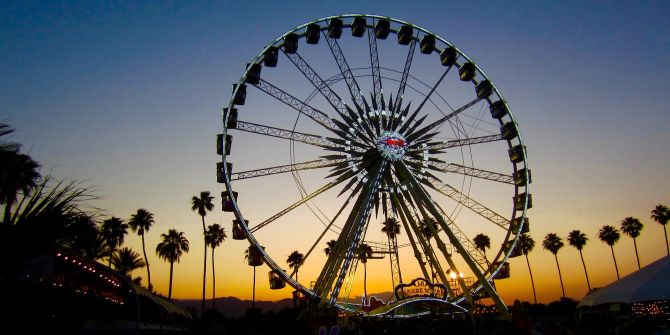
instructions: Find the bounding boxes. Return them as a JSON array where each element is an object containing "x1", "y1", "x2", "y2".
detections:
[{"x1": 395, "y1": 277, "x2": 448, "y2": 300}]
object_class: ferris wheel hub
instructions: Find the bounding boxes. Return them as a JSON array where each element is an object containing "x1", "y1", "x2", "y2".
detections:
[{"x1": 376, "y1": 131, "x2": 409, "y2": 161}]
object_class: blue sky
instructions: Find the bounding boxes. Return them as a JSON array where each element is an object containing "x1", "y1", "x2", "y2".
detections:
[{"x1": 1, "y1": 1, "x2": 669, "y2": 302}]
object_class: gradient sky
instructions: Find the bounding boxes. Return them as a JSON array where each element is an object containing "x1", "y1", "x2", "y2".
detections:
[{"x1": 2, "y1": 1, "x2": 669, "y2": 305}]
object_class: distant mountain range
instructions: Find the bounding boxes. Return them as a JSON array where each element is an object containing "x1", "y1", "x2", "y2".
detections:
[
  {"x1": 175, "y1": 291, "x2": 396, "y2": 318},
  {"x1": 174, "y1": 296, "x2": 294, "y2": 318}
]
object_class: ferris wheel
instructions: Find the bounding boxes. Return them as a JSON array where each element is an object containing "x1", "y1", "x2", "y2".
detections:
[{"x1": 217, "y1": 14, "x2": 531, "y2": 318}]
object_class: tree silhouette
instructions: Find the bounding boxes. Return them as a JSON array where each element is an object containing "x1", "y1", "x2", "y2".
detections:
[
  {"x1": 567, "y1": 230, "x2": 591, "y2": 292},
  {"x1": 419, "y1": 217, "x2": 438, "y2": 281},
  {"x1": 100, "y1": 217, "x2": 128, "y2": 268},
  {"x1": 517, "y1": 233, "x2": 537, "y2": 304},
  {"x1": 598, "y1": 225, "x2": 621, "y2": 280},
  {"x1": 621, "y1": 217, "x2": 644, "y2": 269},
  {"x1": 382, "y1": 217, "x2": 402, "y2": 285},
  {"x1": 287, "y1": 250, "x2": 304, "y2": 283},
  {"x1": 473, "y1": 233, "x2": 491, "y2": 264},
  {"x1": 191, "y1": 191, "x2": 214, "y2": 316},
  {"x1": 156, "y1": 229, "x2": 189, "y2": 300},
  {"x1": 542, "y1": 233, "x2": 565, "y2": 298},
  {"x1": 128, "y1": 208, "x2": 154, "y2": 290},
  {"x1": 651, "y1": 204, "x2": 669, "y2": 255},
  {"x1": 324, "y1": 239, "x2": 337, "y2": 256},
  {"x1": 64, "y1": 214, "x2": 110, "y2": 262},
  {"x1": 0, "y1": 126, "x2": 41, "y2": 223},
  {"x1": 112, "y1": 247, "x2": 146, "y2": 278},
  {"x1": 357, "y1": 243, "x2": 373, "y2": 304},
  {"x1": 205, "y1": 223, "x2": 226, "y2": 310},
  {"x1": 0, "y1": 176, "x2": 95, "y2": 272},
  {"x1": 243, "y1": 248, "x2": 259, "y2": 309}
]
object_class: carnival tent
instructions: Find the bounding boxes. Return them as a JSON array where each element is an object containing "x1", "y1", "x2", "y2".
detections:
[{"x1": 578, "y1": 255, "x2": 670, "y2": 307}]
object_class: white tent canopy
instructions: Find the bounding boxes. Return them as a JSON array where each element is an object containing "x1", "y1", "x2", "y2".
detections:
[{"x1": 578, "y1": 255, "x2": 670, "y2": 307}]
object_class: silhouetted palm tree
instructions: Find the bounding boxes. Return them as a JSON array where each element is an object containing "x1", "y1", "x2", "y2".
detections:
[
  {"x1": 243, "y1": 248, "x2": 258, "y2": 308},
  {"x1": 381, "y1": 217, "x2": 401, "y2": 240},
  {"x1": 567, "y1": 230, "x2": 591, "y2": 292},
  {"x1": 0, "y1": 149, "x2": 40, "y2": 223},
  {"x1": 621, "y1": 217, "x2": 644, "y2": 269},
  {"x1": 324, "y1": 239, "x2": 337, "y2": 256},
  {"x1": 357, "y1": 243, "x2": 373, "y2": 304},
  {"x1": 205, "y1": 223, "x2": 226, "y2": 310},
  {"x1": 63, "y1": 213, "x2": 109, "y2": 262},
  {"x1": 156, "y1": 229, "x2": 190, "y2": 300},
  {"x1": 128, "y1": 208, "x2": 154, "y2": 289},
  {"x1": 473, "y1": 233, "x2": 491, "y2": 264},
  {"x1": 598, "y1": 225, "x2": 621, "y2": 280},
  {"x1": 382, "y1": 217, "x2": 403, "y2": 286},
  {"x1": 287, "y1": 250, "x2": 304, "y2": 283},
  {"x1": 191, "y1": 191, "x2": 214, "y2": 316},
  {"x1": 651, "y1": 204, "x2": 669, "y2": 255},
  {"x1": 112, "y1": 247, "x2": 146, "y2": 278},
  {"x1": 542, "y1": 233, "x2": 565, "y2": 298},
  {"x1": 517, "y1": 233, "x2": 537, "y2": 304},
  {"x1": 0, "y1": 176, "x2": 95, "y2": 273},
  {"x1": 100, "y1": 217, "x2": 128, "y2": 268},
  {"x1": 419, "y1": 218, "x2": 437, "y2": 280}
]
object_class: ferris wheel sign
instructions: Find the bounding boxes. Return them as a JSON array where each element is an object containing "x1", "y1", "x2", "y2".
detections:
[{"x1": 395, "y1": 278, "x2": 448, "y2": 300}]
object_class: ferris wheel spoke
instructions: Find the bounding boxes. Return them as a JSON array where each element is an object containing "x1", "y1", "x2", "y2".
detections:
[
  {"x1": 283, "y1": 51, "x2": 375, "y2": 143},
  {"x1": 367, "y1": 28, "x2": 383, "y2": 109},
  {"x1": 397, "y1": 64, "x2": 453, "y2": 134},
  {"x1": 249, "y1": 179, "x2": 345, "y2": 233},
  {"x1": 288, "y1": 189, "x2": 358, "y2": 280},
  {"x1": 408, "y1": 196, "x2": 477, "y2": 303},
  {"x1": 252, "y1": 79, "x2": 337, "y2": 131},
  {"x1": 397, "y1": 161, "x2": 511, "y2": 318},
  {"x1": 408, "y1": 133, "x2": 504, "y2": 152},
  {"x1": 283, "y1": 51, "x2": 347, "y2": 115},
  {"x1": 405, "y1": 96, "x2": 484, "y2": 143},
  {"x1": 422, "y1": 176, "x2": 510, "y2": 230},
  {"x1": 422, "y1": 162, "x2": 514, "y2": 185},
  {"x1": 402, "y1": 185, "x2": 489, "y2": 273},
  {"x1": 235, "y1": 120, "x2": 333, "y2": 148},
  {"x1": 394, "y1": 39, "x2": 416, "y2": 111},
  {"x1": 323, "y1": 33, "x2": 364, "y2": 107},
  {"x1": 230, "y1": 158, "x2": 347, "y2": 181}
]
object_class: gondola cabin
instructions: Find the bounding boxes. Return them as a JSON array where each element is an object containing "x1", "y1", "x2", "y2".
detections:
[
  {"x1": 232, "y1": 219, "x2": 248, "y2": 240},
  {"x1": 247, "y1": 245, "x2": 264, "y2": 266},
  {"x1": 221, "y1": 191, "x2": 238, "y2": 212},
  {"x1": 269, "y1": 270, "x2": 286, "y2": 289},
  {"x1": 493, "y1": 262, "x2": 511, "y2": 280}
]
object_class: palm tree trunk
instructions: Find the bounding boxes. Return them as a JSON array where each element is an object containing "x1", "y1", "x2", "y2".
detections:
[
  {"x1": 524, "y1": 254, "x2": 537, "y2": 304},
  {"x1": 109, "y1": 249, "x2": 114, "y2": 268},
  {"x1": 363, "y1": 262, "x2": 368, "y2": 305},
  {"x1": 579, "y1": 250, "x2": 591, "y2": 292},
  {"x1": 252, "y1": 266, "x2": 256, "y2": 309},
  {"x1": 168, "y1": 261, "x2": 174, "y2": 300},
  {"x1": 554, "y1": 254, "x2": 565, "y2": 298},
  {"x1": 633, "y1": 238, "x2": 641, "y2": 269},
  {"x1": 610, "y1": 245, "x2": 620, "y2": 280},
  {"x1": 141, "y1": 233, "x2": 151, "y2": 289},
  {"x1": 201, "y1": 215, "x2": 207, "y2": 317},
  {"x1": 211, "y1": 247, "x2": 216, "y2": 311},
  {"x1": 664, "y1": 225, "x2": 669, "y2": 255}
]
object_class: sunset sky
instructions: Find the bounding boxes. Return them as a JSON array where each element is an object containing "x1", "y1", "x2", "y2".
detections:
[{"x1": 2, "y1": 1, "x2": 669, "y2": 305}]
